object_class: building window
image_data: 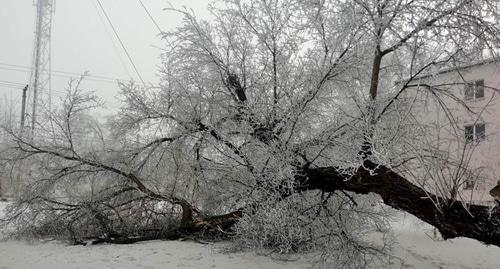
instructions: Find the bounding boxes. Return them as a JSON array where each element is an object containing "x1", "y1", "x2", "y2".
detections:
[
  {"x1": 464, "y1": 80, "x2": 484, "y2": 100},
  {"x1": 465, "y1": 123, "x2": 485, "y2": 143}
]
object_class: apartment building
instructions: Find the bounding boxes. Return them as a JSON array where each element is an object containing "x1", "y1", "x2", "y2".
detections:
[{"x1": 408, "y1": 58, "x2": 500, "y2": 205}]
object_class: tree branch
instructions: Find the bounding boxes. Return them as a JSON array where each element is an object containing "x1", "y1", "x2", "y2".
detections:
[{"x1": 299, "y1": 161, "x2": 500, "y2": 246}]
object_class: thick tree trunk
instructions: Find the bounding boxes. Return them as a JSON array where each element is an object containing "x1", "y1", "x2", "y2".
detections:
[
  {"x1": 301, "y1": 161, "x2": 500, "y2": 246},
  {"x1": 179, "y1": 161, "x2": 500, "y2": 247}
]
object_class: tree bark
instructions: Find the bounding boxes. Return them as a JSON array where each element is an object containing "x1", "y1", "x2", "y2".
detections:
[
  {"x1": 88, "y1": 209, "x2": 243, "y2": 245},
  {"x1": 300, "y1": 161, "x2": 500, "y2": 246},
  {"x1": 56, "y1": 146, "x2": 500, "y2": 247},
  {"x1": 174, "y1": 161, "x2": 500, "y2": 248}
]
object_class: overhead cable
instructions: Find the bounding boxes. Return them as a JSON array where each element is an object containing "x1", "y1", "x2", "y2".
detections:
[
  {"x1": 137, "y1": 0, "x2": 164, "y2": 33},
  {"x1": 95, "y1": 0, "x2": 146, "y2": 86}
]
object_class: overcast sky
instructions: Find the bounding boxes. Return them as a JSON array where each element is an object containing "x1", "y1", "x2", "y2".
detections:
[{"x1": 0, "y1": 0, "x2": 210, "y2": 114}]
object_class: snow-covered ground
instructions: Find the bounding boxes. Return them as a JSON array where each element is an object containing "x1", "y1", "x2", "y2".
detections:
[
  {"x1": 1, "y1": 201, "x2": 500, "y2": 269},
  {"x1": 390, "y1": 214, "x2": 500, "y2": 268},
  {"x1": 0, "y1": 240, "x2": 311, "y2": 269}
]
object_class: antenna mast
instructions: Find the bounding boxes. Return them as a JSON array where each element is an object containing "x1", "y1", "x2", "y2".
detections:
[{"x1": 26, "y1": 0, "x2": 54, "y2": 134}]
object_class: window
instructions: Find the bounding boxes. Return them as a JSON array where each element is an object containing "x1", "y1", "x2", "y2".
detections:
[
  {"x1": 464, "y1": 123, "x2": 485, "y2": 143},
  {"x1": 464, "y1": 80, "x2": 484, "y2": 100}
]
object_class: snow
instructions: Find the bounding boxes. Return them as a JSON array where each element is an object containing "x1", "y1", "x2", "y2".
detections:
[
  {"x1": 0, "y1": 202, "x2": 309, "y2": 269},
  {"x1": 393, "y1": 230, "x2": 500, "y2": 268},
  {"x1": 1, "y1": 201, "x2": 500, "y2": 269},
  {"x1": 389, "y1": 213, "x2": 500, "y2": 268},
  {"x1": 0, "y1": 240, "x2": 310, "y2": 269}
]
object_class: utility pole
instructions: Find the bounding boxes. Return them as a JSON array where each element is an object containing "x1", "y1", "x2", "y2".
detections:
[
  {"x1": 28, "y1": 0, "x2": 55, "y2": 136},
  {"x1": 20, "y1": 85, "x2": 28, "y2": 131},
  {"x1": 14, "y1": 85, "x2": 29, "y2": 198}
]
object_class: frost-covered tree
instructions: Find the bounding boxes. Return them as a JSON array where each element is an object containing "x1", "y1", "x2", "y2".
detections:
[{"x1": 2, "y1": 0, "x2": 500, "y2": 267}]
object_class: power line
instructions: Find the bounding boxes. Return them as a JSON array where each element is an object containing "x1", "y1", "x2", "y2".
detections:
[
  {"x1": 0, "y1": 85, "x2": 23, "y2": 90},
  {"x1": 0, "y1": 65, "x2": 119, "y2": 85},
  {"x1": 0, "y1": 78, "x2": 95, "y2": 95},
  {"x1": 0, "y1": 79, "x2": 25, "y2": 86},
  {"x1": 0, "y1": 78, "x2": 124, "y2": 107},
  {"x1": 95, "y1": 0, "x2": 146, "y2": 86},
  {"x1": 0, "y1": 64, "x2": 159, "y2": 88},
  {"x1": 89, "y1": 0, "x2": 134, "y2": 79},
  {"x1": 136, "y1": 0, "x2": 175, "y2": 49},
  {"x1": 0, "y1": 84, "x2": 24, "y2": 90},
  {"x1": 0, "y1": 62, "x2": 127, "y2": 83},
  {"x1": 0, "y1": 79, "x2": 68, "y2": 95},
  {"x1": 137, "y1": 0, "x2": 163, "y2": 33}
]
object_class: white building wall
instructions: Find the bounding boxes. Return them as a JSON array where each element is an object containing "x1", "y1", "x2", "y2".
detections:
[{"x1": 406, "y1": 60, "x2": 500, "y2": 204}]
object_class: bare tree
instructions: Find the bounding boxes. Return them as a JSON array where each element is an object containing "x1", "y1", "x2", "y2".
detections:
[{"x1": 2, "y1": 0, "x2": 500, "y2": 267}]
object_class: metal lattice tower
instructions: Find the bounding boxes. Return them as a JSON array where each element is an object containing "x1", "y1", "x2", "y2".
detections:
[{"x1": 26, "y1": 0, "x2": 55, "y2": 134}]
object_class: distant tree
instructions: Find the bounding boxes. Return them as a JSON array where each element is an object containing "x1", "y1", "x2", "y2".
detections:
[
  {"x1": 0, "y1": 93, "x2": 19, "y2": 198},
  {"x1": 2, "y1": 0, "x2": 500, "y2": 267}
]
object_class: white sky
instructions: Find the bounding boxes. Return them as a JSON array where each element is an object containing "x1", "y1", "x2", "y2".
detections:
[{"x1": 0, "y1": 0, "x2": 210, "y2": 114}]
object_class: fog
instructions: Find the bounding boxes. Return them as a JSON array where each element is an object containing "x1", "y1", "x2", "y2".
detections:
[{"x1": 0, "y1": 0, "x2": 210, "y2": 113}]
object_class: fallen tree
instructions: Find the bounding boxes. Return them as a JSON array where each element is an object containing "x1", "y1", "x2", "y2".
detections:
[
  {"x1": 174, "y1": 160, "x2": 500, "y2": 247},
  {"x1": 2, "y1": 0, "x2": 500, "y2": 267},
  {"x1": 80, "y1": 159, "x2": 500, "y2": 246}
]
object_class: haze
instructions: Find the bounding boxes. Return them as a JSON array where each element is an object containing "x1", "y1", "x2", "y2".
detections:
[{"x1": 0, "y1": 0, "x2": 210, "y2": 113}]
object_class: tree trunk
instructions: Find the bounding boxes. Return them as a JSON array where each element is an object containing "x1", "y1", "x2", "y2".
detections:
[
  {"x1": 300, "y1": 161, "x2": 500, "y2": 246},
  {"x1": 176, "y1": 161, "x2": 500, "y2": 247}
]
